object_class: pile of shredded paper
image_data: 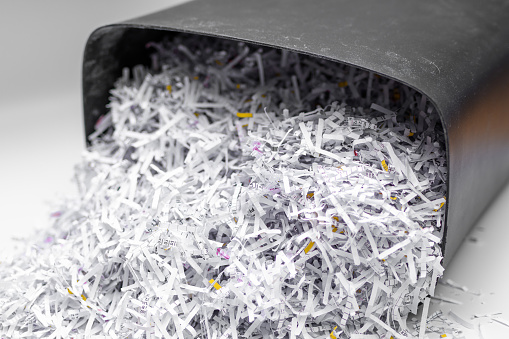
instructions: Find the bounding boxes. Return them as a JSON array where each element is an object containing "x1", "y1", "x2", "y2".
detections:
[{"x1": 1, "y1": 35, "x2": 454, "y2": 338}]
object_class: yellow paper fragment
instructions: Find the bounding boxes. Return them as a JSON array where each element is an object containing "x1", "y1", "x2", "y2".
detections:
[
  {"x1": 304, "y1": 241, "x2": 315, "y2": 254},
  {"x1": 330, "y1": 326, "x2": 338, "y2": 339},
  {"x1": 209, "y1": 279, "x2": 222, "y2": 290},
  {"x1": 381, "y1": 160, "x2": 389, "y2": 172}
]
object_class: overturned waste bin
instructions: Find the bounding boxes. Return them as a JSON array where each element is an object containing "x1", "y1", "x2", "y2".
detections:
[
  {"x1": 83, "y1": 0, "x2": 509, "y2": 266},
  {"x1": 75, "y1": 0, "x2": 509, "y2": 338}
]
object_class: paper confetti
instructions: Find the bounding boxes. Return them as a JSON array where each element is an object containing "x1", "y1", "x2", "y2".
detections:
[{"x1": 0, "y1": 35, "x2": 449, "y2": 338}]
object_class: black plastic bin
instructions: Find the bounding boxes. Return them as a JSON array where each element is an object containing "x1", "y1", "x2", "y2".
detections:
[{"x1": 82, "y1": 0, "x2": 509, "y2": 266}]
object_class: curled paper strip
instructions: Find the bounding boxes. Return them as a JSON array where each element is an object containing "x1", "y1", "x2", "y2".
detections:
[{"x1": 0, "y1": 35, "x2": 448, "y2": 338}]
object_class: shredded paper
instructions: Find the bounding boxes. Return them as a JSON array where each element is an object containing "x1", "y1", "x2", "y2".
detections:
[{"x1": 1, "y1": 35, "x2": 452, "y2": 338}]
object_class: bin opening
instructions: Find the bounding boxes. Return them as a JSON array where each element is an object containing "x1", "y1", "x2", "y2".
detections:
[{"x1": 84, "y1": 31, "x2": 447, "y2": 337}]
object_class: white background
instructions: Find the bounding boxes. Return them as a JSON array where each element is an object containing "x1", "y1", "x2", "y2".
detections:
[
  {"x1": 0, "y1": 1, "x2": 508, "y2": 338},
  {"x1": 0, "y1": 0, "x2": 189, "y2": 249}
]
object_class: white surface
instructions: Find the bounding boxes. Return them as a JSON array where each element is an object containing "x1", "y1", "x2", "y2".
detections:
[
  {"x1": 430, "y1": 182, "x2": 509, "y2": 338},
  {"x1": 0, "y1": 0, "x2": 190, "y2": 252},
  {"x1": 0, "y1": 2, "x2": 508, "y2": 338}
]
